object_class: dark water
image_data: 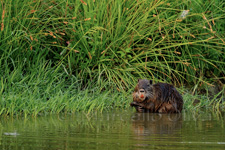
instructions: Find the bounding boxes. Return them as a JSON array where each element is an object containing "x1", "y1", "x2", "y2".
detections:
[{"x1": 0, "y1": 110, "x2": 224, "y2": 150}]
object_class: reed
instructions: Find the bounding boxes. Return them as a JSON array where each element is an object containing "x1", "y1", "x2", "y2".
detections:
[{"x1": 0, "y1": 0, "x2": 224, "y2": 116}]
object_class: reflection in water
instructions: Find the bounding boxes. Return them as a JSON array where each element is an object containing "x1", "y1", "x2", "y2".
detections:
[
  {"x1": 131, "y1": 113, "x2": 182, "y2": 137},
  {"x1": 131, "y1": 113, "x2": 183, "y2": 149},
  {"x1": 0, "y1": 110, "x2": 224, "y2": 150}
]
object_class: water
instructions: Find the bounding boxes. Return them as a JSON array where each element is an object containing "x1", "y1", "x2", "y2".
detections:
[{"x1": 0, "y1": 110, "x2": 224, "y2": 150}]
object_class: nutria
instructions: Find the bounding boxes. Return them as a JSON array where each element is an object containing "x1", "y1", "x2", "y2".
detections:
[{"x1": 130, "y1": 79, "x2": 183, "y2": 113}]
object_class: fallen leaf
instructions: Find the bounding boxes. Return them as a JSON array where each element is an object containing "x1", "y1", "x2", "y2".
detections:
[
  {"x1": 190, "y1": 34, "x2": 195, "y2": 38},
  {"x1": 147, "y1": 38, "x2": 152, "y2": 41},
  {"x1": 84, "y1": 18, "x2": 91, "y2": 21},
  {"x1": 206, "y1": 36, "x2": 214, "y2": 41},
  {"x1": 101, "y1": 50, "x2": 105, "y2": 54},
  {"x1": 174, "y1": 51, "x2": 181, "y2": 55},
  {"x1": 88, "y1": 52, "x2": 92, "y2": 59},
  {"x1": 2, "y1": 9, "x2": 5, "y2": 20},
  {"x1": 59, "y1": 32, "x2": 65, "y2": 35},
  {"x1": 63, "y1": 21, "x2": 68, "y2": 25},
  {"x1": 212, "y1": 19, "x2": 215, "y2": 25},
  {"x1": 1, "y1": 23, "x2": 4, "y2": 31},
  {"x1": 30, "y1": 10, "x2": 37, "y2": 13},
  {"x1": 30, "y1": 35, "x2": 33, "y2": 41},
  {"x1": 80, "y1": 0, "x2": 87, "y2": 5},
  {"x1": 49, "y1": 31, "x2": 54, "y2": 36}
]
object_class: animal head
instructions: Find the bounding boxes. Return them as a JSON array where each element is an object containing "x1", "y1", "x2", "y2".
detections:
[{"x1": 134, "y1": 79, "x2": 153, "y2": 102}]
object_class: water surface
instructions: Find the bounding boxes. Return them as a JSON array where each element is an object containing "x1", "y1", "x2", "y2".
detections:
[{"x1": 0, "y1": 110, "x2": 224, "y2": 150}]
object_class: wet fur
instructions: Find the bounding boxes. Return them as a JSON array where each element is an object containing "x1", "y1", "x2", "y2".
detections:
[{"x1": 130, "y1": 79, "x2": 183, "y2": 113}]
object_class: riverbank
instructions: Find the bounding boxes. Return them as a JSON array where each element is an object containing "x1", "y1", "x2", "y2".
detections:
[{"x1": 0, "y1": 65, "x2": 224, "y2": 116}]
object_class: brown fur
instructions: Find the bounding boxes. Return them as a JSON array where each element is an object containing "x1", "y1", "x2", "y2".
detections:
[{"x1": 130, "y1": 79, "x2": 183, "y2": 113}]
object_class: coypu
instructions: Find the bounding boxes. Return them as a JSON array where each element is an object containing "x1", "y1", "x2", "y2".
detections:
[{"x1": 130, "y1": 79, "x2": 183, "y2": 113}]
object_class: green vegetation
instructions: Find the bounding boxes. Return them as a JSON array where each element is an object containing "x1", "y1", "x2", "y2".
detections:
[{"x1": 0, "y1": 0, "x2": 224, "y2": 116}]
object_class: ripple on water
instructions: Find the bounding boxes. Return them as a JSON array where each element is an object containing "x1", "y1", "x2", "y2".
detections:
[{"x1": 0, "y1": 110, "x2": 224, "y2": 150}]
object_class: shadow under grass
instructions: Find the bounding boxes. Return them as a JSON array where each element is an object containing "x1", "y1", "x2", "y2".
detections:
[{"x1": 0, "y1": 62, "x2": 224, "y2": 117}]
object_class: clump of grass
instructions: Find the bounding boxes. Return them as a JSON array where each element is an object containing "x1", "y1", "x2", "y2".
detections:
[
  {"x1": 1, "y1": 0, "x2": 225, "y2": 87},
  {"x1": 0, "y1": 58, "x2": 131, "y2": 117},
  {"x1": 181, "y1": 86, "x2": 225, "y2": 112},
  {"x1": 0, "y1": 0, "x2": 224, "y2": 115}
]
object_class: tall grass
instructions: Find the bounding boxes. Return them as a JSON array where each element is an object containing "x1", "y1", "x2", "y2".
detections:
[
  {"x1": 0, "y1": 0, "x2": 224, "y2": 115},
  {"x1": 0, "y1": 58, "x2": 131, "y2": 116}
]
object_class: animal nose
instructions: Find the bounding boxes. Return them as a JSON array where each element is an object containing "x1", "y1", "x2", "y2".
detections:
[{"x1": 139, "y1": 89, "x2": 145, "y2": 93}]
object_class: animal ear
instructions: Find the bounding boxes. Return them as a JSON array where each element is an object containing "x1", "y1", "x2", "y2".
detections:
[{"x1": 149, "y1": 80, "x2": 153, "y2": 84}]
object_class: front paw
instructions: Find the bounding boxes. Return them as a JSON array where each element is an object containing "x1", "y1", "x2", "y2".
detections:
[
  {"x1": 130, "y1": 101, "x2": 139, "y2": 107},
  {"x1": 136, "y1": 106, "x2": 145, "y2": 113}
]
